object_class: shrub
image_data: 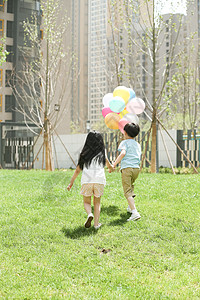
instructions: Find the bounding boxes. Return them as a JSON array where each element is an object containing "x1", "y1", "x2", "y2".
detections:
[{"x1": 141, "y1": 166, "x2": 199, "y2": 174}]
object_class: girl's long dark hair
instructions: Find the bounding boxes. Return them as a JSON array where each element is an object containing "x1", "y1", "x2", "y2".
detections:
[{"x1": 78, "y1": 131, "x2": 106, "y2": 170}]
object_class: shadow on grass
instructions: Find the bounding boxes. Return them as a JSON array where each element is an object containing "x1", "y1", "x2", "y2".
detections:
[
  {"x1": 108, "y1": 213, "x2": 128, "y2": 226},
  {"x1": 101, "y1": 205, "x2": 120, "y2": 216},
  {"x1": 61, "y1": 226, "x2": 98, "y2": 239}
]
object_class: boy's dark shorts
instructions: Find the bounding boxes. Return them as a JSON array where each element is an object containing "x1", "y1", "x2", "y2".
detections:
[{"x1": 121, "y1": 167, "x2": 140, "y2": 198}]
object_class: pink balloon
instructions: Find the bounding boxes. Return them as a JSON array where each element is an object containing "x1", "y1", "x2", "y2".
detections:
[
  {"x1": 118, "y1": 119, "x2": 129, "y2": 134},
  {"x1": 102, "y1": 107, "x2": 113, "y2": 118},
  {"x1": 126, "y1": 98, "x2": 145, "y2": 115}
]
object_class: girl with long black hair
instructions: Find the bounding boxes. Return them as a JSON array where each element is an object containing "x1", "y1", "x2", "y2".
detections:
[{"x1": 67, "y1": 131, "x2": 113, "y2": 229}]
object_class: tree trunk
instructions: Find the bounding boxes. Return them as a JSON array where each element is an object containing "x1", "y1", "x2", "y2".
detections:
[
  {"x1": 151, "y1": 109, "x2": 157, "y2": 173},
  {"x1": 44, "y1": 131, "x2": 51, "y2": 171},
  {"x1": 44, "y1": 4, "x2": 51, "y2": 172},
  {"x1": 44, "y1": 118, "x2": 52, "y2": 171},
  {"x1": 151, "y1": 4, "x2": 157, "y2": 174}
]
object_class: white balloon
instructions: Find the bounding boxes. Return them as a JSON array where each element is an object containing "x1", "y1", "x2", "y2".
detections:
[
  {"x1": 102, "y1": 93, "x2": 113, "y2": 107},
  {"x1": 122, "y1": 113, "x2": 139, "y2": 124},
  {"x1": 126, "y1": 97, "x2": 145, "y2": 115}
]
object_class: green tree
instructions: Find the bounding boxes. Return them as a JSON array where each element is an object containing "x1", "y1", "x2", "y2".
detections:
[
  {"x1": 0, "y1": 38, "x2": 8, "y2": 65},
  {"x1": 168, "y1": 32, "x2": 200, "y2": 131},
  {"x1": 108, "y1": 0, "x2": 192, "y2": 173},
  {"x1": 11, "y1": 0, "x2": 73, "y2": 171}
]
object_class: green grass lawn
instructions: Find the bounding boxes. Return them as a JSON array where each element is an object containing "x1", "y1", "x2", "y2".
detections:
[{"x1": 0, "y1": 169, "x2": 200, "y2": 299}]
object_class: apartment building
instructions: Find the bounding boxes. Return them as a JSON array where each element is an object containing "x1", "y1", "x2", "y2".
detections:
[
  {"x1": 0, "y1": 0, "x2": 89, "y2": 134},
  {"x1": 0, "y1": 0, "x2": 41, "y2": 124},
  {"x1": 128, "y1": 0, "x2": 200, "y2": 115},
  {"x1": 0, "y1": 0, "x2": 14, "y2": 122},
  {"x1": 1, "y1": 0, "x2": 199, "y2": 132},
  {"x1": 67, "y1": 0, "x2": 89, "y2": 133},
  {"x1": 88, "y1": 0, "x2": 107, "y2": 126}
]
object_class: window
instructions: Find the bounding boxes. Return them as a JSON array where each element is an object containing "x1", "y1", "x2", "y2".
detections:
[
  {"x1": 6, "y1": 45, "x2": 13, "y2": 62},
  {"x1": 7, "y1": 0, "x2": 14, "y2": 13},
  {"x1": 0, "y1": 19, "x2": 4, "y2": 37},
  {"x1": 20, "y1": 0, "x2": 39, "y2": 10},
  {"x1": 5, "y1": 95, "x2": 14, "y2": 112},
  {"x1": 5, "y1": 145, "x2": 12, "y2": 163},
  {"x1": 0, "y1": 69, "x2": 2, "y2": 86},
  {"x1": 7, "y1": 21, "x2": 13, "y2": 38},
  {"x1": 6, "y1": 70, "x2": 12, "y2": 87},
  {"x1": 40, "y1": 29, "x2": 43, "y2": 40},
  {"x1": 0, "y1": 94, "x2": 2, "y2": 112},
  {"x1": 0, "y1": 0, "x2": 4, "y2": 12}
]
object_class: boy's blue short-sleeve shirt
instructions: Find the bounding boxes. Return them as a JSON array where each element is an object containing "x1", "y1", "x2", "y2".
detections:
[{"x1": 118, "y1": 139, "x2": 141, "y2": 170}]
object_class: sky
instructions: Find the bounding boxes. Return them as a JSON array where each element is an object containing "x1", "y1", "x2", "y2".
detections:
[{"x1": 156, "y1": 0, "x2": 187, "y2": 15}]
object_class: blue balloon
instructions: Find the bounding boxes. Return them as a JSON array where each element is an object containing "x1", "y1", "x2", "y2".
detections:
[
  {"x1": 128, "y1": 88, "x2": 136, "y2": 101},
  {"x1": 109, "y1": 96, "x2": 125, "y2": 113}
]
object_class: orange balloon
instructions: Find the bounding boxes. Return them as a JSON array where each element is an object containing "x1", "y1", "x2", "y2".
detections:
[{"x1": 105, "y1": 112, "x2": 120, "y2": 129}]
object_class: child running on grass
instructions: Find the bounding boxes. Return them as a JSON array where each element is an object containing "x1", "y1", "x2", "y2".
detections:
[
  {"x1": 112, "y1": 123, "x2": 141, "y2": 221},
  {"x1": 67, "y1": 131, "x2": 113, "y2": 229}
]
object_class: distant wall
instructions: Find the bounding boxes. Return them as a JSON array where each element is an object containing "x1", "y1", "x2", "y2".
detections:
[
  {"x1": 34, "y1": 134, "x2": 87, "y2": 169},
  {"x1": 158, "y1": 130, "x2": 177, "y2": 168},
  {"x1": 34, "y1": 130, "x2": 178, "y2": 169}
]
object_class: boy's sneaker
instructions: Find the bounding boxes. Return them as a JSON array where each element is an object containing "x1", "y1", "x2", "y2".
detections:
[
  {"x1": 127, "y1": 211, "x2": 141, "y2": 221},
  {"x1": 127, "y1": 206, "x2": 132, "y2": 213},
  {"x1": 84, "y1": 213, "x2": 94, "y2": 228}
]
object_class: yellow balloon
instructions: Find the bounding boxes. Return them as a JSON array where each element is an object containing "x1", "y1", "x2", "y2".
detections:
[
  {"x1": 105, "y1": 112, "x2": 120, "y2": 129},
  {"x1": 119, "y1": 109, "x2": 128, "y2": 119},
  {"x1": 113, "y1": 86, "x2": 130, "y2": 104}
]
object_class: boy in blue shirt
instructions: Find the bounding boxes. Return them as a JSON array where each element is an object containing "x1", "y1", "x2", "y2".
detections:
[{"x1": 113, "y1": 123, "x2": 141, "y2": 221}]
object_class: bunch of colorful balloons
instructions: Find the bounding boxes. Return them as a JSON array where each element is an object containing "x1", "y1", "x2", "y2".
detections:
[{"x1": 102, "y1": 86, "x2": 145, "y2": 133}]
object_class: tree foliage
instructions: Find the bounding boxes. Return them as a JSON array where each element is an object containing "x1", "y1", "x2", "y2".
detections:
[
  {"x1": 11, "y1": 0, "x2": 73, "y2": 170},
  {"x1": 107, "y1": 0, "x2": 197, "y2": 172}
]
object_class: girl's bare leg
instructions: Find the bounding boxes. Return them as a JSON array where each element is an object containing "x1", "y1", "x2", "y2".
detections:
[
  {"x1": 93, "y1": 196, "x2": 101, "y2": 227},
  {"x1": 83, "y1": 196, "x2": 93, "y2": 228},
  {"x1": 83, "y1": 196, "x2": 92, "y2": 215}
]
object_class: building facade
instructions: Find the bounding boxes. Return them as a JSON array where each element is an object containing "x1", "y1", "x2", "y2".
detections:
[
  {"x1": 66, "y1": 0, "x2": 89, "y2": 133},
  {"x1": 0, "y1": 0, "x2": 14, "y2": 122},
  {"x1": 88, "y1": 0, "x2": 107, "y2": 126},
  {"x1": 0, "y1": 0, "x2": 41, "y2": 124},
  {"x1": 126, "y1": 0, "x2": 200, "y2": 128},
  {"x1": 1, "y1": 0, "x2": 199, "y2": 132}
]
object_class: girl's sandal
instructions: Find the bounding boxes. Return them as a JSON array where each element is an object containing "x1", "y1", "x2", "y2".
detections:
[{"x1": 94, "y1": 223, "x2": 102, "y2": 229}]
